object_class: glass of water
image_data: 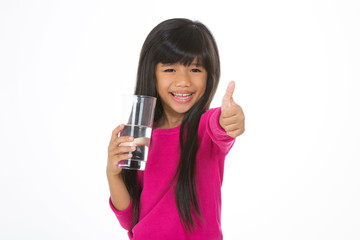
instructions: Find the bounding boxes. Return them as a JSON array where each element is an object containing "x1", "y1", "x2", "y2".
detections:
[{"x1": 118, "y1": 95, "x2": 156, "y2": 170}]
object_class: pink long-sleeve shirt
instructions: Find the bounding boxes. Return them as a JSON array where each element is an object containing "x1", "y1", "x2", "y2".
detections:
[{"x1": 110, "y1": 107, "x2": 235, "y2": 239}]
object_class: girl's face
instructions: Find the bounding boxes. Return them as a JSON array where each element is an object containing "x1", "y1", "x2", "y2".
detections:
[{"x1": 155, "y1": 59, "x2": 207, "y2": 119}]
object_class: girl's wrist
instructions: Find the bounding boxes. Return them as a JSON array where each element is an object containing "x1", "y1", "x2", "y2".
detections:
[{"x1": 106, "y1": 168, "x2": 123, "y2": 180}]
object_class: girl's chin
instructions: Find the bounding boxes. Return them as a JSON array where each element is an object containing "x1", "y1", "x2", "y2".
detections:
[
  {"x1": 162, "y1": 96, "x2": 199, "y2": 115},
  {"x1": 165, "y1": 104, "x2": 193, "y2": 115}
]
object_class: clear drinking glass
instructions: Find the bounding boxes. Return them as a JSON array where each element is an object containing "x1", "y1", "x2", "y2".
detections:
[{"x1": 117, "y1": 95, "x2": 156, "y2": 170}]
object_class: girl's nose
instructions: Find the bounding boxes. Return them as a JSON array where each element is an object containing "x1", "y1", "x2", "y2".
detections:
[{"x1": 175, "y1": 71, "x2": 191, "y2": 87}]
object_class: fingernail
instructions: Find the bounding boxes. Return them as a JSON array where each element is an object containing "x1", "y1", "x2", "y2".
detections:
[
  {"x1": 128, "y1": 136, "x2": 134, "y2": 140},
  {"x1": 131, "y1": 146, "x2": 136, "y2": 150}
]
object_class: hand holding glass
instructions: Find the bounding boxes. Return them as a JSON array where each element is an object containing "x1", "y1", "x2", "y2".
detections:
[{"x1": 118, "y1": 95, "x2": 156, "y2": 170}]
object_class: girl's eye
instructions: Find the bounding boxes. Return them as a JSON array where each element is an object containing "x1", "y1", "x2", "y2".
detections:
[
  {"x1": 190, "y1": 68, "x2": 201, "y2": 72},
  {"x1": 164, "y1": 69, "x2": 175, "y2": 72}
]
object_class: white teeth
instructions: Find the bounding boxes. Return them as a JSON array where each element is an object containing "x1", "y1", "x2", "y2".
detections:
[{"x1": 173, "y1": 93, "x2": 192, "y2": 97}]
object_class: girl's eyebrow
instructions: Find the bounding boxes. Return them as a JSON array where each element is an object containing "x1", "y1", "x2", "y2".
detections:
[
  {"x1": 160, "y1": 62, "x2": 203, "y2": 67},
  {"x1": 160, "y1": 63, "x2": 173, "y2": 67},
  {"x1": 191, "y1": 62, "x2": 203, "y2": 67}
]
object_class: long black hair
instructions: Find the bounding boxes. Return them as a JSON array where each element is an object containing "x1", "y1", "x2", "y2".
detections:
[{"x1": 121, "y1": 18, "x2": 220, "y2": 231}]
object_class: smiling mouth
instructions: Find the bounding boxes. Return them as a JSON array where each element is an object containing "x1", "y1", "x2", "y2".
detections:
[
  {"x1": 170, "y1": 92, "x2": 194, "y2": 103},
  {"x1": 171, "y1": 92, "x2": 193, "y2": 99}
]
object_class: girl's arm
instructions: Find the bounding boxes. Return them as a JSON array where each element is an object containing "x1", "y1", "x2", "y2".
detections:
[
  {"x1": 106, "y1": 124, "x2": 134, "y2": 211},
  {"x1": 204, "y1": 81, "x2": 244, "y2": 153},
  {"x1": 107, "y1": 173, "x2": 130, "y2": 211}
]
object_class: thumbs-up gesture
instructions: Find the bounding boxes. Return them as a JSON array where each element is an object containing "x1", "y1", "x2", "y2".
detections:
[{"x1": 219, "y1": 81, "x2": 245, "y2": 138}]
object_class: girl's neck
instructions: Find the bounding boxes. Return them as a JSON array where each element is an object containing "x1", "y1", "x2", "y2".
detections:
[{"x1": 155, "y1": 112, "x2": 184, "y2": 129}]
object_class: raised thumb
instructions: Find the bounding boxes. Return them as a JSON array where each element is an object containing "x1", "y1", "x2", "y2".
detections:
[{"x1": 222, "y1": 81, "x2": 235, "y2": 108}]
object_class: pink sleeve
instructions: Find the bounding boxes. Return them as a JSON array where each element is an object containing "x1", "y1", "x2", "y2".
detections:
[
  {"x1": 207, "y1": 107, "x2": 236, "y2": 154},
  {"x1": 109, "y1": 197, "x2": 134, "y2": 231}
]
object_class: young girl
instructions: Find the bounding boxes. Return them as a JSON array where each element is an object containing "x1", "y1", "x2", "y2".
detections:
[{"x1": 107, "y1": 18, "x2": 245, "y2": 239}]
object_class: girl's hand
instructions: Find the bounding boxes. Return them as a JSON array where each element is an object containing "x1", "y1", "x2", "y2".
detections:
[
  {"x1": 107, "y1": 124, "x2": 135, "y2": 177},
  {"x1": 219, "y1": 81, "x2": 245, "y2": 138}
]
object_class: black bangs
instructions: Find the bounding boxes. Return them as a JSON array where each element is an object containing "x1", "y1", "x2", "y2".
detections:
[{"x1": 153, "y1": 22, "x2": 210, "y2": 68}]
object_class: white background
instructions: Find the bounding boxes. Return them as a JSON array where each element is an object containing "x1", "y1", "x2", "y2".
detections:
[{"x1": 1, "y1": 0, "x2": 359, "y2": 239}]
